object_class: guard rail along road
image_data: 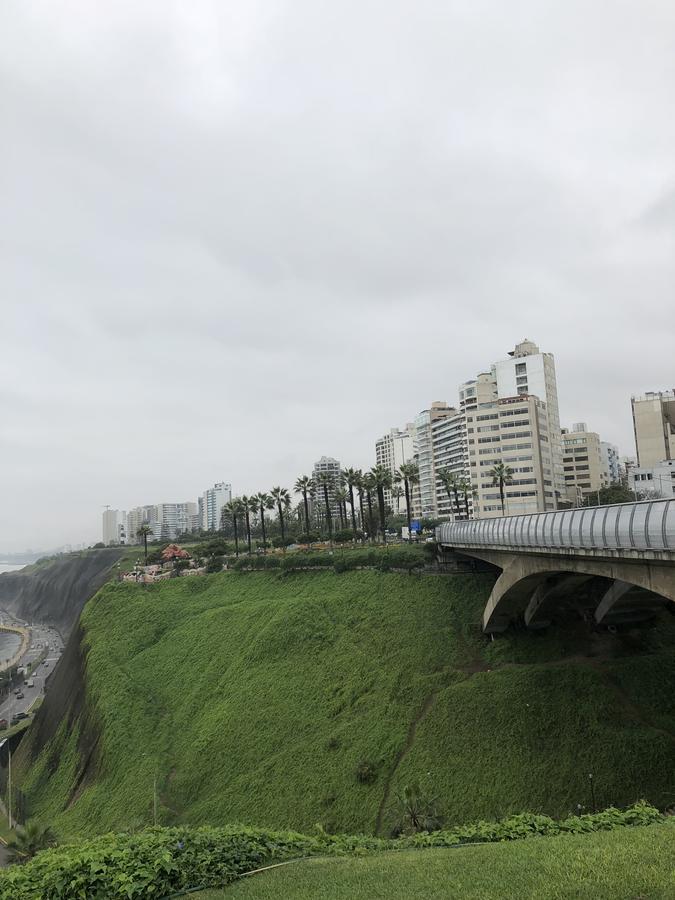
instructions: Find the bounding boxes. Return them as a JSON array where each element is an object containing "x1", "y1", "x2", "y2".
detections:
[{"x1": 436, "y1": 499, "x2": 675, "y2": 634}]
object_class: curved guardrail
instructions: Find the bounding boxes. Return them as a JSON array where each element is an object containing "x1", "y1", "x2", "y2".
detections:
[{"x1": 436, "y1": 498, "x2": 675, "y2": 553}]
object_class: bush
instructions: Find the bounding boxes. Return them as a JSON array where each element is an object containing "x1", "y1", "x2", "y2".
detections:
[
  {"x1": 355, "y1": 760, "x2": 379, "y2": 784},
  {"x1": 0, "y1": 804, "x2": 660, "y2": 898}
]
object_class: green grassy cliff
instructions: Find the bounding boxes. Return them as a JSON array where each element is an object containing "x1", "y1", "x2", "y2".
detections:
[{"x1": 15, "y1": 570, "x2": 675, "y2": 838}]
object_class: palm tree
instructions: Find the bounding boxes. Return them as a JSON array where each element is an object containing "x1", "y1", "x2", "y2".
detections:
[
  {"x1": 341, "y1": 467, "x2": 361, "y2": 537},
  {"x1": 240, "y1": 495, "x2": 254, "y2": 555},
  {"x1": 7, "y1": 820, "x2": 57, "y2": 861},
  {"x1": 397, "y1": 462, "x2": 419, "y2": 536},
  {"x1": 369, "y1": 465, "x2": 393, "y2": 542},
  {"x1": 255, "y1": 492, "x2": 274, "y2": 552},
  {"x1": 355, "y1": 471, "x2": 367, "y2": 536},
  {"x1": 136, "y1": 524, "x2": 153, "y2": 565},
  {"x1": 222, "y1": 499, "x2": 244, "y2": 557},
  {"x1": 391, "y1": 485, "x2": 404, "y2": 514},
  {"x1": 362, "y1": 472, "x2": 377, "y2": 541},
  {"x1": 490, "y1": 461, "x2": 514, "y2": 514},
  {"x1": 438, "y1": 470, "x2": 462, "y2": 519},
  {"x1": 314, "y1": 471, "x2": 335, "y2": 542},
  {"x1": 294, "y1": 475, "x2": 315, "y2": 538},
  {"x1": 458, "y1": 477, "x2": 472, "y2": 519},
  {"x1": 334, "y1": 487, "x2": 348, "y2": 531},
  {"x1": 270, "y1": 486, "x2": 291, "y2": 546}
]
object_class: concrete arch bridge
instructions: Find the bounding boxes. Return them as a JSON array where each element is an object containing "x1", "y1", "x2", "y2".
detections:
[{"x1": 436, "y1": 499, "x2": 675, "y2": 634}]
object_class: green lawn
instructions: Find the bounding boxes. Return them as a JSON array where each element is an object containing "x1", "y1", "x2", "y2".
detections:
[
  {"x1": 195, "y1": 821, "x2": 675, "y2": 899},
  {"x1": 15, "y1": 570, "x2": 675, "y2": 840}
]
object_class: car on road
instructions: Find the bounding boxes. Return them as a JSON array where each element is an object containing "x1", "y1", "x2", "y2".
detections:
[
  {"x1": 16, "y1": 692, "x2": 24, "y2": 699},
  {"x1": 10, "y1": 713, "x2": 28, "y2": 726},
  {"x1": 26, "y1": 679, "x2": 34, "y2": 688},
  {"x1": 0, "y1": 719, "x2": 7, "y2": 729}
]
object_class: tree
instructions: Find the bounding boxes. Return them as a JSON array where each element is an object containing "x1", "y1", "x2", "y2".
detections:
[
  {"x1": 255, "y1": 492, "x2": 274, "y2": 552},
  {"x1": 270, "y1": 486, "x2": 291, "y2": 545},
  {"x1": 362, "y1": 472, "x2": 377, "y2": 540},
  {"x1": 136, "y1": 524, "x2": 153, "y2": 565},
  {"x1": 240, "y1": 495, "x2": 254, "y2": 555},
  {"x1": 396, "y1": 462, "x2": 419, "y2": 537},
  {"x1": 314, "y1": 471, "x2": 335, "y2": 542},
  {"x1": 583, "y1": 484, "x2": 635, "y2": 507},
  {"x1": 294, "y1": 476, "x2": 315, "y2": 538},
  {"x1": 391, "y1": 485, "x2": 404, "y2": 514},
  {"x1": 334, "y1": 487, "x2": 348, "y2": 531},
  {"x1": 222, "y1": 499, "x2": 244, "y2": 557},
  {"x1": 342, "y1": 467, "x2": 361, "y2": 537},
  {"x1": 369, "y1": 465, "x2": 393, "y2": 542},
  {"x1": 437, "y1": 470, "x2": 463, "y2": 519},
  {"x1": 458, "y1": 477, "x2": 473, "y2": 518},
  {"x1": 7, "y1": 821, "x2": 57, "y2": 862},
  {"x1": 489, "y1": 461, "x2": 514, "y2": 514}
]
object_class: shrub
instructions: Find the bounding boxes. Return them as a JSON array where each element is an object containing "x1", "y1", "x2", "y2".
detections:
[
  {"x1": 355, "y1": 760, "x2": 379, "y2": 784},
  {"x1": 0, "y1": 804, "x2": 661, "y2": 899}
]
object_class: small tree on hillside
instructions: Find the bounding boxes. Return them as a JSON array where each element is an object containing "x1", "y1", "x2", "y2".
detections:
[{"x1": 136, "y1": 524, "x2": 153, "y2": 565}]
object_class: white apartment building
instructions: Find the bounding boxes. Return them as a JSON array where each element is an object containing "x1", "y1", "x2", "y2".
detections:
[
  {"x1": 629, "y1": 459, "x2": 675, "y2": 499},
  {"x1": 432, "y1": 409, "x2": 470, "y2": 519},
  {"x1": 127, "y1": 505, "x2": 158, "y2": 544},
  {"x1": 102, "y1": 509, "x2": 127, "y2": 546},
  {"x1": 601, "y1": 442, "x2": 621, "y2": 484},
  {"x1": 155, "y1": 502, "x2": 199, "y2": 541},
  {"x1": 631, "y1": 390, "x2": 675, "y2": 468},
  {"x1": 493, "y1": 338, "x2": 565, "y2": 502},
  {"x1": 375, "y1": 425, "x2": 415, "y2": 509},
  {"x1": 414, "y1": 403, "x2": 458, "y2": 518},
  {"x1": 312, "y1": 456, "x2": 342, "y2": 523},
  {"x1": 562, "y1": 423, "x2": 610, "y2": 504},
  {"x1": 200, "y1": 481, "x2": 232, "y2": 531},
  {"x1": 461, "y1": 339, "x2": 564, "y2": 518}
]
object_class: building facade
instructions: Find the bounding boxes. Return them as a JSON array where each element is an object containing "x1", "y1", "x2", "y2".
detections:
[
  {"x1": 127, "y1": 505, "x2": 158, "y2": 544},
  {"x1": 375, "y1": 425, "x2": 415, "y2": 509},
  {"x1": 562, "y1": 423, "x2": 610, "y2": 504},
  {"x1": 413, "y1": 402, "x2": 458, "y2": 518},
  {"x1": 431, "y1": 409, "x2": 470, "y2": 519},
  {"x1": 200, "y1": 481, "x2": 232, "y2": 531},
  {"x1": 601, "y1": 441, "x2": 621, "y2": 484},
  {"x1": 312, "y1": 456, "x2": 342, "y2": 524},
  {"x1": 631, "y1": 390, "x2": 675, "y2": 468},
  {"x1": 629, "y1": 459, "x2": 675, "y2": 499},
  {"x1": 102, "y1": 509, "x2": 127, "y2": 546},
  {"x1": 461, "y1": 339, "x2": 564, "y2": 518}
]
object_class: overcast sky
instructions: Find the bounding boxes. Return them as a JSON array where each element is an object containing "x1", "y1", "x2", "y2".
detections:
[{"x1": 1, "y1": 1, "x2": 674, "y2": 552}]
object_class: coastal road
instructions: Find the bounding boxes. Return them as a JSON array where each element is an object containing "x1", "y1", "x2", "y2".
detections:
[{"x1": 0, "y1": 618, "x2": 63, "y2": 724}]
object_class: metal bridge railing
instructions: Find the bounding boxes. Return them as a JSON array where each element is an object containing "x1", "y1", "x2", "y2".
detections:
[{"x1": 436, "y1": 498, "x2": 675, "y2": 553}]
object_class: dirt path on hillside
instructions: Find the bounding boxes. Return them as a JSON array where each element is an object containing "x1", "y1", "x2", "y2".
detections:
[{"x1": 374, "y1": 691, "x2": 439, "y2": 836}]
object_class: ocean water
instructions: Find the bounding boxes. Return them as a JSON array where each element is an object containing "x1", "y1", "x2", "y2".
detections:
[
  {"x1": 0, "y1": 631, "x2": 22, "y2": 662},
  {"x1": 0, "y1": 564, "x2": 26, "y2": 575}
]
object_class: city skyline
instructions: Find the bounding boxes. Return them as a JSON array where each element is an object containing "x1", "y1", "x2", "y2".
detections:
[{"x1": 2, "y1": 2, "x2": 674, "y2": 551}]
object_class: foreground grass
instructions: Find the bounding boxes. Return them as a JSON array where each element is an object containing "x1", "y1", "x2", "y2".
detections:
[
  {"x1": 16, "y1": 571, "x2": 675, "y2": 839},
  {"x1": 196, "y1": 820, "x2": 675, "y2": 900}
]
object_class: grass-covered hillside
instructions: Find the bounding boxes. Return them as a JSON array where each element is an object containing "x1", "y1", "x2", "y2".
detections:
[
  {"x1": 197, "y1": 820, "x2": 675, "y2": 900},
  {"x1": 15, "y1": 569, "x2": 675, "y2": 839}
]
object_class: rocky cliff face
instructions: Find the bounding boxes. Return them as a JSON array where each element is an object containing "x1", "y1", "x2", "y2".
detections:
[{"x1": 0, "y1": 549, "x2": 124, "y2": 636}]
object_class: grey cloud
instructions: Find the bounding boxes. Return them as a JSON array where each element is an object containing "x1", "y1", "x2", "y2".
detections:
[{"x1": 0, "y1": 0, "x2": 674, "y2": 551}]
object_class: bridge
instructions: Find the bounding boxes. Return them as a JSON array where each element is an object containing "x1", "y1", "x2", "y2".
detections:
[{"x1": 436, "y1": 498, "x2": 675, "y2": 634}]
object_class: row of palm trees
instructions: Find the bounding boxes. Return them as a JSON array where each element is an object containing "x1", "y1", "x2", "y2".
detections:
[
  {"x1": 135, "y1": 460, "x2": 515, "y2": 563},
  {"x1": 220, "y1": 463, "x2": 426, "y2": 556}
]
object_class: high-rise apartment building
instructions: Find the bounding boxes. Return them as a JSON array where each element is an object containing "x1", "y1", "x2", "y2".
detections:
[
  {"x1": 631, "y1": 390, "x2": 675, "y2": 467},
  {"x1": 154, "y1": 502, "x2": 199, "y2": 541},
  {"x1": 629, "y1": 459, "x2": 675, "y2": 498},
  {"x1": 312, "y1": 456, "x2": 342, "y2": 523},
  {"x1": 413, "y1": 403, "x2": 457, "y2": 518},
  {"x1": 102, "y1": 509, "x2": 127, "y2": 546},
  {"x1": 461, "y1": 340, "x2": 564, "y2": 518},
  {"x1": 431, "y1": 409, "x2": 470, "y2": 519},
  {"x1": 601, "y1": 442, "x2": 620, "y2": 484},
  {"x1": 375, "y1": 425, "x2": 415, "y2": 508},
  {"x1": 127, "y1": 505, "x2": 158, "y2": 544},
  {"x1": 561, "y1": 423, "x2": 610, "y2": 503},
  {"x1": 200, "y1": 482, "x2": 232, "y2": 531}
]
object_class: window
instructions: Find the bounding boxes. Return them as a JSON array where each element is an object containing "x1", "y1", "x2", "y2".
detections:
[
  {"x1": 517, "y1": 386, "x2": 528, "y2": 395},
  {"x1": 515, "y1": 363, "x2": 527, "y2": 375}
]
